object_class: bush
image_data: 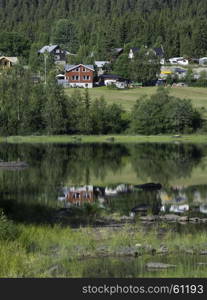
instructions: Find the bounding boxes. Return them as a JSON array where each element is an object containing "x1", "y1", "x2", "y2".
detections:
[
  {"x1": 130, "y1": 87, "x2": 202, "y2": 134},
  {"x1": 0, "y1": 209, "x2": 20, "y2": 241}
]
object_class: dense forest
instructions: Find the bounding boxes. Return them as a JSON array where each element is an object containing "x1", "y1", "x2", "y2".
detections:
[{"x1": 1, "y1": 0, "x2": 207, "y2": 60}]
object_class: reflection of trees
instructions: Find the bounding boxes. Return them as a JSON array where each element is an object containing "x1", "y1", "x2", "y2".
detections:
[
  {"x1": 129, "y1": 144, "x2": 204, "y2": 185},
  {"x1": 64, "y1": 144, "x2": 129, "y2": 184},
  {"x1": 0, "y1": 143, "x2": 129, "y2": 205}
]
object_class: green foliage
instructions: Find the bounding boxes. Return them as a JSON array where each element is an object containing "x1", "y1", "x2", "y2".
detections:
[
  {"x1": 0, "y1": 31, "x2": 30, "y2": 57},
  {"x1": 1, "y1": 0, "x2": 207, "y2": 59},
  {"x1": 0, "y1": 209, "x2": 19, "y2": 241},
  {"x1": 51, "y1": 19, "x2": 78, "y2": 52},
  {"x1": 131, "y1": 87, "x2": 202, "y2": 134}
]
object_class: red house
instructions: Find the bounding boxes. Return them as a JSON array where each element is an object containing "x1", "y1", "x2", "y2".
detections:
[{"x1": 65, "y1": 64, "x2": 95, "y2": 88}]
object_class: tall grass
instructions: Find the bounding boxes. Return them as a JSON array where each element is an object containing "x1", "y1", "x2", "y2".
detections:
[{"x1": 1, "y1": 215, "x2": 207, "y2": 277}]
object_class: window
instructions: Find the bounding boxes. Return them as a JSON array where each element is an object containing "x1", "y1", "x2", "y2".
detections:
[
  {"x1": 82, "y1": 67, "x2": 86, "y2": 72},
  {"x1": 83, "y1": 75, "x2": 90, "y2": 80},
  {"x1": 72, "y1": 76, "x2": 79, "y2": 80},
  {"x1": 56, "y1": 49, "x2": 60, "y2": 53},
  {"x1": 75, "y1": 68, "x2": 80, "y2": 72}
]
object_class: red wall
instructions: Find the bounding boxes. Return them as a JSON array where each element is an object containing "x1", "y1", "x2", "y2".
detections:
[{"x1": 66, "y1": 65, "x2": 94, "y2": 83}]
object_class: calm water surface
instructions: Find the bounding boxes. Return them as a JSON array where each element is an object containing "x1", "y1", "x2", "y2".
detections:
[{"x1": 1, "y1": 142, "x2": 207, "y2": 214}]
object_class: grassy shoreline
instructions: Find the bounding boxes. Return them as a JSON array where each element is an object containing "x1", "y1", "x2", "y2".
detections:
[
  {"x1": 2, "y1": 134, "x2": 207, "y2": 144},
  {"x1": 1, "y1": 220, "x2": 207, "y2": 277}
]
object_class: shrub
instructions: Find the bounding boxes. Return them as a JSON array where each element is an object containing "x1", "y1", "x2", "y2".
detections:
[
  {"x1": 130, "y1": 87, "x2": 202, "y2": 134},
  {"x1": 0, "y1": 209, "x2": 20, "y2": 241}
]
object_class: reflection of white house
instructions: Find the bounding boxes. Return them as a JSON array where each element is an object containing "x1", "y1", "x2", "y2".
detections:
[
  {"x1": 105, "y1": 187, "x2": 118, "y2": 196},
  {"x1": 200, "y1": 204, "x2": 207, "y2": 214},
  {"x1": 169, "y1": 204, "x2": 189, "y2": 213},
  {"x1": 169, "y1": 57, "x2": 189, "y2": 66},
  {"x1": 105, "y1": 184, "x2": 131, "y2": 195},
  {"x1": 199, "y1": 57, "x2": 207, "y2": 65},
  {"x1": 161, "y1": 204, "x2": 189, "y2": 213}
]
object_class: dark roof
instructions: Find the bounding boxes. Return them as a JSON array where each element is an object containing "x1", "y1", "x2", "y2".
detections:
[
  {"x1": 100, "y1": 74, "x2": 122, "y2": 80},
  {"x1": 38, "y1": 45, "x2": 59, "y2": 54},
  {"x1": 99, "y1": 74, "x2": 129, "y2": 81},
  {"x1": 153, "y1": 47, "x2": 164, "y2": 57}
]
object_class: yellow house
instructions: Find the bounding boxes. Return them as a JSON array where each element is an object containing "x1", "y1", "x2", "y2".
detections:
[{"x1": 0, "y1": 56, "x2": 18, "y2": 69}]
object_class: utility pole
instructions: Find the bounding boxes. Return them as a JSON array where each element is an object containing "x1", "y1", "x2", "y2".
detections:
[{"x1": 44, "y1": 53, "x2": 48, "y2": 85}]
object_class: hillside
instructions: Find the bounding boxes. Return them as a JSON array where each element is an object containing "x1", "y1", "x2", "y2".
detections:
[{"x1": 1, "y1": 0, "x2": 207, "y2": 59}]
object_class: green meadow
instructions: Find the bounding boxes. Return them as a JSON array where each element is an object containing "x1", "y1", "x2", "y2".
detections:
[{"x1": 65, "y1": 86, "x2": 207, "y2": 116}]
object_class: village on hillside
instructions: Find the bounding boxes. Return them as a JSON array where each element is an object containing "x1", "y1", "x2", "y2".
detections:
[{"x1": 1, "y1": 43, "x2": 207, "y2": 89}]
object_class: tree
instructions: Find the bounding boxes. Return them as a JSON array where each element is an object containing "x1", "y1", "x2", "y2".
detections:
[
  {"x1": 0, "y1": 31, "x2": 30, "y2": 57},
  {"x1": 130, "y1": 87, "x2": 202, "y2": 134},
  {"x1": 42, "y1": 74, "x2": 67, "y2": 134},
  {"x1": 130, "y1": 48, "x2": 161, "y2": 85},
  {"x1": 51, "y1": 19, "x2": 78, "y2": 52},
  {"x1": 113, "y1": 54, "x2": 131, "y2": 79}
]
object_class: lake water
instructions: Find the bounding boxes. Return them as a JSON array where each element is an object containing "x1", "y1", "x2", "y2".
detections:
[
  {"x1": 1, "y1": 142, "x2": 207, "y2": 277},
  {"x1": 1, "y1": 142, "x2": 207, "y2": 218}
]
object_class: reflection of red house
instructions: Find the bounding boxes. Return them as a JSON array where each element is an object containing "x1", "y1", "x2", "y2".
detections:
[
  {"x1": 66, "y1": 186, "x2": 94, "y2": 206},
  {"x1": 65, "y1": 64, "x2": 94, "y2": 88}
]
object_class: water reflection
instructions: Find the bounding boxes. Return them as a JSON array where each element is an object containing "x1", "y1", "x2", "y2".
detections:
[
  {"x1": 0, "y1": 142, "x2": 207, "y2": 221},
  {"x1": 58, "y1": 183, "x2": 207, "y2": 217}
]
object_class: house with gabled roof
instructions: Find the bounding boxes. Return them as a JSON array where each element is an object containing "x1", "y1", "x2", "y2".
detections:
[
  {"x1": 128, "y1": 46, "x2": 165, "y2": 63},
  {"x1": 0, "y1": 56, "x2": 18, "y2": 69},
  {"x1": 38, "y1": 44, "x2": 68, "y2": 64},
  {"x1": 65, "y1": 64, "x2": 95, "y2": 88}
]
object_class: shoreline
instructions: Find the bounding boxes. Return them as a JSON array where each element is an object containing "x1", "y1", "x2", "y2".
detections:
[{"x1": 1, "y1": 134, "x2": 207, "y2": 144}]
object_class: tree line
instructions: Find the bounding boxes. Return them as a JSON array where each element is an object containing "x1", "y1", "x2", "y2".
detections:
[
  {"x1": 0, "y1": 67, "x2": 203, "y2": 136},
  {"x1": 1, "y1": 0, "x2": 207, "y2": 61}
]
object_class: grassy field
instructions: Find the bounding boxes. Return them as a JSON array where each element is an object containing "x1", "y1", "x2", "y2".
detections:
[
  {"x1": 4, "y1": 134, "x2": 207, "y2": 144},
  {"x1": 65, "y1": 86, "x2": 207, "y2": 114}
]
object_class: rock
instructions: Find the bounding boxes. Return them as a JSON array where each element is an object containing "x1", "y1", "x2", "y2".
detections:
[
  {"x1": 146, "y1": 262, "x2": 176, "y2": 269},
  {"x1": 178, "y1": 216, "x2": 189, "y2": 222},
  {"x1": 115, "y1": 247, "x2": 140, "y2": 257},
  {"x1": 160, "y1": 214, "x2": 179, "y2": 222},
  {"x1": 120, "y1": 216, "x2": 134, "y2": 223},
  {"x1": 139, "y1": 216, "x2": 158, "y2": 222},
  {"x1": 95, "y1": 246, "x2": 111, "y2": 257}
]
